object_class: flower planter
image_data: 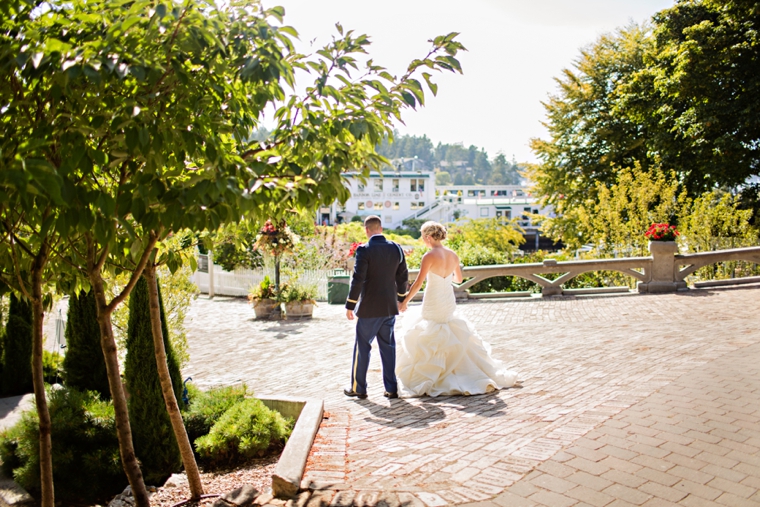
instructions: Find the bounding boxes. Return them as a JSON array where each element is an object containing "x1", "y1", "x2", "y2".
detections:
[
  {"x1": 283, "y1": 301, "x2": 314, "y2": 319},
  {"x1": 253, "y1": 298, "x2": 279, "y2": 319},
  {"x1": 638, "y1": 240, "x2": 686, "y2": 293},
  {"x1": 346, "y1": 258, "x2": 355, "y2": 271}
]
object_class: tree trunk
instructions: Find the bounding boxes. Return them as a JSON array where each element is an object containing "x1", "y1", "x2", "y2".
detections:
[
  {"x1": 143, "y1": 263, "x2": 204, "y2": 500},
  {"x1": 30, "y1": 248, "x2": 54, "y2": 507},
  {"x1": 275, "y1": 253, "x2": 281, "y2": 292},
  {"x1": 90, "y1": 273, "x2": 152, "y2": 507}
]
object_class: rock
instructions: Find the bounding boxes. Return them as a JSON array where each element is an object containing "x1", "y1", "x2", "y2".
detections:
[
  {"x1": 163, "y1": 473, "x2": 188, "y2": 488},
  {"x1": 212, "y1": 499, "x2": 234, "y2": 507},
  {"x1": 253, "y1": 492, "x2": 273, "y2": 506},
  {"x1": 107, "y1": 498, "x2": 133, "y2": 507},
  {"x1": 122, "y1": 485, "x2": 132, "y2": 496},
  {"x1": 222, "y1": 485, "x2": 260, "y2": 507}
]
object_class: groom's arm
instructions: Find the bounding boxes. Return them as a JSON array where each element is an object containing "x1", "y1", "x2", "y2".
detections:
[
  {"x1": 345, "y1": 245, "x2": 368, "y2": 312},
  {"x1": 395, "y1": 246, "x2": 409, "y2": 303}
]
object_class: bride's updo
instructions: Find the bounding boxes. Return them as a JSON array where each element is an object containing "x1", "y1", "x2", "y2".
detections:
[{"x1": 420, "y1": 221, "x2": 447, "y2": 241}]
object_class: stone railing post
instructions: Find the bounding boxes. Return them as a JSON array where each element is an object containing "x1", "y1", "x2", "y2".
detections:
[{"x1": 638, "y1": 241, "x2": 686, "y2": 293}]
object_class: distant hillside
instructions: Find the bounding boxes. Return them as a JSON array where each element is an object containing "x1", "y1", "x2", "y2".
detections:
[{"x1": 376, "y1": 132, "x2": 523, "y2": 186}]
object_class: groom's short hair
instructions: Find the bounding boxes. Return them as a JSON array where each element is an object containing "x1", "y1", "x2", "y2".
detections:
[{"x1": 364, "y1": 215, "x2": 382, "y2": 231}]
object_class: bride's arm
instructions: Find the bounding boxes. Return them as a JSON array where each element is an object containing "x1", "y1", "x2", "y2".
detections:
[
  {"x1": 400, "y1": 254, "x2": 432, "y2": 311},
  {"x1": 453, "y1": 260, "x2": 464, "y2": 284}
]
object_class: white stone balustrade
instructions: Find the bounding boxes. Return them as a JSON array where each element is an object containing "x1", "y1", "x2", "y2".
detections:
[{"x1": 408, "y1": 244, "x2": 760, "y2": 298}]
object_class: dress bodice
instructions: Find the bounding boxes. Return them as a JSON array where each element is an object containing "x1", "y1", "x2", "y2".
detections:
[{"x1": 421, "y1": 272, "x2": 457, "y2": 322}]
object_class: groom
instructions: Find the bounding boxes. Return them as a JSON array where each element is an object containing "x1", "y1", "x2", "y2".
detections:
[{"x1": 344, "y1": 215, "x2": 409, "y2": 399}]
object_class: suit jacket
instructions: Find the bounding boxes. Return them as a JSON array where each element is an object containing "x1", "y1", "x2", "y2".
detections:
[{"x1": 345, "y1": 235, "x2": 409, "y2": 318}]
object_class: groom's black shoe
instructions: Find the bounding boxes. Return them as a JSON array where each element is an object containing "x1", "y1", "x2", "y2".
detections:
[
  {"x1": 384, "y1": 391, "x2": 399, "y2": 399},
  {"x1": 344, "y1": 388, "x2": 367, "y2": 399}
]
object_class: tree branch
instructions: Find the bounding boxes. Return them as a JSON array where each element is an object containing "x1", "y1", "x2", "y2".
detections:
[{"x1": 105, "y1": 229, "x2": 160, "y2": 313}]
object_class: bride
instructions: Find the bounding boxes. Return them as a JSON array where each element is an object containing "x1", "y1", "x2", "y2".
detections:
[{"x1": 396, "y1": 221, "x2": 519, "y2": 397}]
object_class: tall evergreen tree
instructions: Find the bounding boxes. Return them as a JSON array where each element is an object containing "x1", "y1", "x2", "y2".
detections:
[
  {"x1": 2, "y1": 293, "x2": 33, "y2": 395},
  {"x1": 62, "y1": 290, "x2": 110, "y2": 399},
  {"x1": 124, "y1": 277, "x2": 183, "y2": 485}
]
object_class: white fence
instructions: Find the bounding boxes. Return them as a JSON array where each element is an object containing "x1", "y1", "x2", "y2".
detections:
[{"x1": 193, "y1": 263, "x2": 332, "y2": 300}]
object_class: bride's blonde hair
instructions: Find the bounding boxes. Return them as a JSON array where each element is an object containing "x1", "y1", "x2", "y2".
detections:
[{"x1": 420, "y1": 221, "x2": 447, "y2": 241}]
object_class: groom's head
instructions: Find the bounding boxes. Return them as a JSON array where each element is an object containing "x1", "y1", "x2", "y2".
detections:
[{"x1": 364, "y1": 215, "x2": 382, "y2": 238}]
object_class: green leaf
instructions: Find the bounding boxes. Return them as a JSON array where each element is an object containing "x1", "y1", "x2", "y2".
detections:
[
  {"x1": 422, "y1": 72, "x2": 438, "y2": 96},
  {"x1": 401, "y1": 91, "x2": 416, "y2": 108},
  {"x1": 121, "y1": 16, "x2": 142, "y2": 33},
  {"x1": 206, "y1": 144, "x2": 217, "y2": 163}
]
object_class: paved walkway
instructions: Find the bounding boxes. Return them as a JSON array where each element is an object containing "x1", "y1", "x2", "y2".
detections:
[{"x1": 184, "y1": 285, "x2": 760, "y2": 507}]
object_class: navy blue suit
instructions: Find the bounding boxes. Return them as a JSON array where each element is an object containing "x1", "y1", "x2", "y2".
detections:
[{"x1": 345, "y1": 235, "x2": 409, "y2": 395}]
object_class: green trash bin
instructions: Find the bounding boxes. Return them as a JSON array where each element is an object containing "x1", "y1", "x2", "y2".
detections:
[{"x1": 327, "y1": 270, "x2": 351, "y2": 304}]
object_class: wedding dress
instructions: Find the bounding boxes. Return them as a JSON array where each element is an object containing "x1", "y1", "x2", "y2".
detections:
[{"x1": 396, "y1": 272, "x2": 519, "y2": 397}]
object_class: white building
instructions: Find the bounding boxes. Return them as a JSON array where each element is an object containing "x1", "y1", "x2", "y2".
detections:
[
  {"x1": 318, "y1": 172, "x2": 552, "y2": 237},
  {"x1": 436, "y1": 185, "x2": 545, "y2": 226},
  {"x1": 319, "y1": 170, "x2": 438, "y2": 229}
]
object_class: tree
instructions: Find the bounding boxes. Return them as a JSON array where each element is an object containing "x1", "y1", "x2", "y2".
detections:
[
  {"x1": 634, "y1": 0, "x2": 760, "y2": 192},
  {"x1": 489, "y1": 154, "x2": 522, "y2": 185},
  {"x1": 436, "y1": 171, "x2": 452, "y2": 185},
  {"x1": 1, "y1": 293, "x2": 33, "y2": 395},
  {"x1": 530, "y1": 1, "x2": 760, "y2": 243},
  {"x1": 62, "y1": 290, "x2": 110, "y2": 400},
  {"x1": 447, "y1": 218, "x2": 525, "y2": 256},
  {"x1": 125, "y1": 276, "x2": 182, "y2": 485},
  {"x1": 529, "y1": 24, "x2": 654, "y2": 232},
  {"x1": 1, "y1": 0, "x2": 464, "y2": 504}
]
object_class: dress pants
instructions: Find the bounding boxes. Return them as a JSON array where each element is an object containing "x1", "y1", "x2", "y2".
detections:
[{"x1": 350, "y1": 316, "x2": 398, "y2": 395}]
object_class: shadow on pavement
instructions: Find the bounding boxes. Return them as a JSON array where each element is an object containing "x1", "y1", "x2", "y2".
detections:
[{"x1": 358, "y1": 398, "x2": 446, "y2": 429}]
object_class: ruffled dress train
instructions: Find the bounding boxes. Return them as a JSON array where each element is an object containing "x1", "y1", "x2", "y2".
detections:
[{"x1": 396, "y1": 272, "x2": 518, "y2": 397}]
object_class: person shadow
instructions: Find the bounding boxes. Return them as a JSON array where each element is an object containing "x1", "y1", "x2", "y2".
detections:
[
  {"x1": 356, "y1": 397, "x2": 447, "y2": 429},
  {"x1": 424, "y1": 390, "x2": 511, "y2": 417},
  {"x1": 354, "y1": 389, "x2": 513, "y2": 428}
]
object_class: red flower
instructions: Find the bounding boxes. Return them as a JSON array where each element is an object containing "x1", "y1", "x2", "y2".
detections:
[
  {"x1": 645, "y1": 223, "x2": 679, "y2": 241},
  {"x1": 348, "y1": 242, "x2": 361, "y2": 257}
]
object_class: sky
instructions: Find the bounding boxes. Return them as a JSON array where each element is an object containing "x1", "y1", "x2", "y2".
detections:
[{"x1": 261, "y1": 0, "x2": 675, "y2": 164}]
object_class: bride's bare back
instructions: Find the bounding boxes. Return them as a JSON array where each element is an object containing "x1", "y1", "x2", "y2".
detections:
[{"x1": 423, "y1": 246, "x2": 461, "y2": 281}]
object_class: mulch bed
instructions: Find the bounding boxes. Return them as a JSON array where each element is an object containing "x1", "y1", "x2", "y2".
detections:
[{"x1": 149, "y1": 455, "x2": 279, "y2": 507}]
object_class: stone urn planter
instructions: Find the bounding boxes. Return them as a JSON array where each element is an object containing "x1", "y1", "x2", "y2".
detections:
[
  {"x1": 638, "y1": 240, "x2": 686, "y2": 293},
  {"x1": 346, "y1": 257, "x2": 355, "y2": 271},
  {"x1": 253, "y1": 298, "x2": 279, "y2": 319},
  {"x1": 283, "y1": 301, "x2": 314, "y2": 319}
]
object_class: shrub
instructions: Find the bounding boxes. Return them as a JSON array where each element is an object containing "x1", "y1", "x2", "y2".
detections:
[
  {"x1": 182, "y1": 383, "x2": 248, "y2": 446},
  {"x1": 124, "y1": 276, "x2": 183, "y2": 485},
  {"x1": 248, "y1": 276, "x2": 277, "y2": 303},
  {"x1": 194, "y1": 398, "x2": 292, "y2": 466},
  {"x1": 110, "y1": 264, "x2": 196, "y2": 369},
  {"x1": 42, "y1": 351, "x2": 64, "y2": 385},
  {"x1": 2, "y1": 294, "x2": 33, "y2": 396},
  {"x1": 278, "y1": 283, "x2": 317, "y2": 303},
  {"x1": 0, "y1": 387, "x2": 125, "y2": 503},
  {"x1": 62, "y1": 290, "x2": 110, "y2": 399}
]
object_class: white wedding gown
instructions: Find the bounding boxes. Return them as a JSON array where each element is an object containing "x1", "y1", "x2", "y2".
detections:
[{"x1": 396, "y1": 272, "x2": 519, "y2": 397}]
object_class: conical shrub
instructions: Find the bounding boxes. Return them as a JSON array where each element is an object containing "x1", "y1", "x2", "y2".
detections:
[
  {"x1": 2, "y1": 293, "x2": 33, "y2": 396},
  {"x1": 62, "y1": 290, "x2": 110, "y2": 399},
  {"x1": 124, "y1": 276, "x2": 183, "y2": 484}
]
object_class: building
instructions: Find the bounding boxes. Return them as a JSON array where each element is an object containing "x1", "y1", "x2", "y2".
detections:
[
  {"x1": 436, "y1": 185, "x2": 543, "y2": 223},
  {"x1": 319, "y1": 170, "x2": 437, "y2": 229},
  {"x1": 318, "y1": 171, "x2": 553, "y2": 249}
]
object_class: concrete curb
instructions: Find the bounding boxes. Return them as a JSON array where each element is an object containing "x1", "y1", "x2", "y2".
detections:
[
  {"x1": 0, "y1": 471, "x2": 33, "y2": 507},
  {"x1": 258, "y1": 396, "x2": 324, "y2": 499}
]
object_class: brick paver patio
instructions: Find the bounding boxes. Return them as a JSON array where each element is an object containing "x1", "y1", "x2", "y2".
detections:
[{"x1": 184, "y1": 285, "x2": 760, "y2": 507}]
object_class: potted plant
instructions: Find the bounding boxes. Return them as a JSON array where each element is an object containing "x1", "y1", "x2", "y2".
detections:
[
  {"x1": 645, "y1": 223, "x2": 680, "y2": 256},
  {"x1": 254, "y1": 219, "x2": 299, "y2": 292},
  {"x1": 248, "y1": 276, "x2": 278, "y2": 319},
  {"x1": 279, "y1": 282, "x2": 317, "y2": 319}
]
